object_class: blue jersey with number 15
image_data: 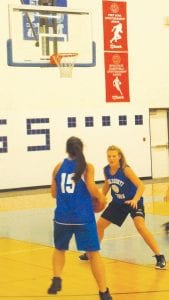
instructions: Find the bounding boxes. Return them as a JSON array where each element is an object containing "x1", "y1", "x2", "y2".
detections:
[{"x1": 54, "y1": 158, "x2": 95, "y2": 224}]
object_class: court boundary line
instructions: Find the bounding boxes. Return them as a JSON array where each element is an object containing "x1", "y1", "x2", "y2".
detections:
[{"x1": 0, "y1": 289, "x2": 169, "y2": 298}]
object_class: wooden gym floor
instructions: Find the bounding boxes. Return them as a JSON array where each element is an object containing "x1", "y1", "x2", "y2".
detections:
[{"x1": 0, "y1": 179, "x2": 169, "y2": 300}]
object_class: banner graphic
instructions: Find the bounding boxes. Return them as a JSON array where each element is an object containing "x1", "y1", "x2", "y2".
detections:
[{"x1": 102, "y1": 1, "x2": 130, "y2": 102}]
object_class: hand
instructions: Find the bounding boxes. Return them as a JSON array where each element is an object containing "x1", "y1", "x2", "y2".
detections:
[
  {"x1": 93, "y1": 193, "x2": 107, "y2": 213},
  {"x1": 125, "y1": 199, "x2": 138, "y2": 209}
]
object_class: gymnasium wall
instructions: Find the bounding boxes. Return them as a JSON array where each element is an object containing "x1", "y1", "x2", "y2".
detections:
[{"x1": 0, "y1": 0, "x2": 169, "y2": 189}]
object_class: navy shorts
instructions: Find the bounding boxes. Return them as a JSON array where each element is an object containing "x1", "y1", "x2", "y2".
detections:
[
  {"x1": 53, "y1": 221, "x2": 100, "y2": 251},
  {"x1": 101, "y1": 200, "x2": 145, "y2": 227}
]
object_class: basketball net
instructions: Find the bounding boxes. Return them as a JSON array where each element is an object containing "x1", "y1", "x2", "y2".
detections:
[{"x1": 50, "y1": 53, "x2": 78, "y2": 78}]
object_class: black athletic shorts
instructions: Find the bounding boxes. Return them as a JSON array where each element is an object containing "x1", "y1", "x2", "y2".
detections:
[{"x1": 101, "y1": 200, "x2": 145, "y2": 227}]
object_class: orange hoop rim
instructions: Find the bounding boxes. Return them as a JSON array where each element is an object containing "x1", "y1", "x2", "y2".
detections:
[
  {"x1": 54, "y1": 52, "x2": 78, "y2": 58},
  {"x1": 50, "y1": 52, "x2": 78, "y2": 65}
]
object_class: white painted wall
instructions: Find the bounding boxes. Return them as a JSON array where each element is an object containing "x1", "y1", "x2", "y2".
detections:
[
  {"x1": 0, "y1": 0, "x2": 169, "y2": 189},
  {"x1": 0, "y1": 106, "x2": 151, "y2": 189},
  {"x1": 127, "y1": 0, "x2": 169, "y2": 107}
]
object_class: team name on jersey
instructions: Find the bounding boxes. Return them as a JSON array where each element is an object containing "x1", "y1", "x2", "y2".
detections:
[
  {"x1": 108, "y1": 178, "x2": 124, "y2": 187},
  {"x1": 115, "y1": 193, "x2": 125, "y2": 199}
]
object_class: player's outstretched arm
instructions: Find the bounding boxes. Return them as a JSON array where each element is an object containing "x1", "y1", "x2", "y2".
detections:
[
  {"x1": 124, "y1": 166, "x2": 144, "y2": 208},
  {"x1": 84, "y1": 163, "x2": 106, "y2": 203}
]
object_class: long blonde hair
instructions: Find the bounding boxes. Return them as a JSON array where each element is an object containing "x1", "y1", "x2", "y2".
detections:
[{"x1": 107, "y1": 145, "x2": 127, "y2": 170}]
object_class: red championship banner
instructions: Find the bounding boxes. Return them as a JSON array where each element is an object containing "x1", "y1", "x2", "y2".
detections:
[
  {"x1": 104, "y1": 52, "x2": 129, "y2": 102},
  {"x1": 102, "y1": 0, "x2": 128, "y2": 52},
  {"x1": 102, "y1": 1, "x2": 130, "y2": 102}
]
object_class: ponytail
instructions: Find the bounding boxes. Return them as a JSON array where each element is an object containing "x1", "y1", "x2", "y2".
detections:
[{"x1": 66, "y1": 137, "x2": 86, "y2": 183}]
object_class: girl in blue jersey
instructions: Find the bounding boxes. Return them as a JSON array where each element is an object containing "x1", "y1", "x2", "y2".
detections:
[
  {"x1": 80, "y1": 145, "x2": 166, "y2": 269},
  {"x1": 47, "y1": 137, "x2": 112, "y2": 300}
]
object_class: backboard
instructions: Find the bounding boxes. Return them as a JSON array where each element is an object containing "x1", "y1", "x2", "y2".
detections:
[{"x1": 7, "y1": 4, "x2": 96, "y2": 67}]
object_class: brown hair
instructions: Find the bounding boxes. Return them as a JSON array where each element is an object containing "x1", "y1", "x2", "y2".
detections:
[{"x1": 66, "y1": 136, "x2": 86, "y2": 183}]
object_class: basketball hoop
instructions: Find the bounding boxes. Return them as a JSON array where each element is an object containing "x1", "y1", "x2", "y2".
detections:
[{"x1": 50, "y1": 52, "x2": 78, "y2": 78}]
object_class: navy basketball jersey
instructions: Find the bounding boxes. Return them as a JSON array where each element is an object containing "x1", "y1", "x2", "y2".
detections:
[
  {"x1": 54, "y1": 158, "x2": 95, "y2": 224},
  {"x1": 104, "y1": 165, "x2": 143, "y2": 205}
]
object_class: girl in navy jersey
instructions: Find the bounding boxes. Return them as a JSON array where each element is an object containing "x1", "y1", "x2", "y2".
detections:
[
  {"x1": 80, "y1": 145, "x2": 166, "y2": 269},
  {"x1": 47, "y1": 137, "x2": 112, "y2": 300}
]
